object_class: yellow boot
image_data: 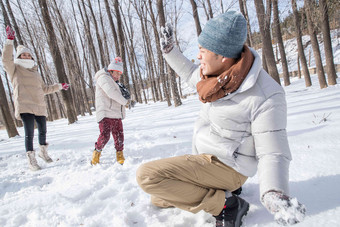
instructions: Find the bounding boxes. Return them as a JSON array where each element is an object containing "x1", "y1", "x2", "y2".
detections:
[
  {"x1": 116, "y1": 151, "x2": 125, "y2": 165},
  {"x1": 91, "y1": 149, "x2": 101, "y2": 165}
]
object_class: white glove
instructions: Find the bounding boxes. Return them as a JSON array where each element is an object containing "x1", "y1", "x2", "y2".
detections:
[
  {"x1": 262, "y1": 191, "x2": 306, "y2": 225},
  {"x1": 160, "y1": 23, "x2": 174, "y2": 54}
]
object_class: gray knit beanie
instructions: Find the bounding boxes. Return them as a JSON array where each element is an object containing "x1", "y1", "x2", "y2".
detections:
[
  {"x1": 108, "y1": 57, "x2": 124, "y2": 73},
  {"x1": 198, "y1": 11, "x2": 247, "y2": 59}
]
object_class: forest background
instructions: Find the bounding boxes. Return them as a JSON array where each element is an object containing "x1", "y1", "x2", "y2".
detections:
[{"x1": 0, "y1": 0, "x2": 339, "y2": 137}]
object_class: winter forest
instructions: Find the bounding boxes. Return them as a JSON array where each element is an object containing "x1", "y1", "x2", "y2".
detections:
[
  {"x1": 0, "y1": 0, "x2": 339, "y2": 135},
  {"x1": 1, "y1": 0, "x2": 340, "y2": 226}
]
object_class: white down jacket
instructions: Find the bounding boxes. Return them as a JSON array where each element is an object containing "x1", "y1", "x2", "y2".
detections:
[
  {"x1": 94, "y1": 68, "x2": 128, "y2": 123},
  {"x1": 164, "y1": 47, "x2": 292, "y2": 198}
]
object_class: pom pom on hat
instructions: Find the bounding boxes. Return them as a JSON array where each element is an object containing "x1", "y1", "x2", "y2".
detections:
[
  {"x1": 108, "y1": 57, "x2": 124, "y2": 73},
  {"x1": 198, "y1": 11, "x2": 247, "y2": 59},
  {"x1": 16, "y1": 45, "x2": 32, "y2": 59}
]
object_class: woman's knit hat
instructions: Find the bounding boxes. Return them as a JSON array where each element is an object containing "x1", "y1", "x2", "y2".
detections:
[
  {"x1": 16, "y1": 45, "x2": 32, "y2": 59},
  {"x1": 198, "y1": 11, "x2": 247, "y2": 59},
  {"x1": 108, "y1": 57, "x2": 124, "y2": 73}
]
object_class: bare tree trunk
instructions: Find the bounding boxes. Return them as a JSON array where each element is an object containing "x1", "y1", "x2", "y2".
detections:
[
  {"x1": 200, "y1": 1, "x2": 211, "y2": 20},
  {"x1": 0, "y1": 75, "x2": 19, "y2": 138},
  {"x1": 297, "y1": 55, "x2": 302, "y2": 79},
  {"x1": 254, "y1": 0, "x2": 281, "y2": 84},
  {"x1": 133, "y1": 51, "x2": 147, "y2": 103},
  {"x1": 45, "y1": 95, "x2": 53, "y2": 121},
  {"x1": 4, "y1": 0, "x2": 25, "y2": 45},
  {"x1": 86, "y1": 0, "x2": 106, "y2": 68},
  {"x1": 189, "y1": 0, "x2": 202, "y2": 36},
  {"x1": 38, "y1": 0, "x2": 77, "y2": 123},
  {"x1": 50, "y1": 0, "x2": 86, "y2": 117},
  {"x1": 114, "y1": 0, "x2": 131, "y2": 92},
  {"x1": 262, "y1": 51, "x2": 268, "y2": 73},
  {"x1": 145, "y1": 0, "x2": 164, "y2": 101},
  {"x1": 239, "y1": 0, "x2": 253, "y2": 47},
  {"x1": 206, "y1": 0, "x2": 214, "y2": 18},
  {"x1": 97, "y1": 0, "x2": 110, "y2": 66},
  {"x1": 220, "y1": 0, "x2": 224, "y2": 13},
  {"x1": 49, "y1": 94, "x2": 59, "y2": 120},
  {"x1": 157, "y1": 0, "x2": 180, "y2": 106},
  {"x1": 0, "y1": 0, "x2": 17, "y2": 48},
  {"x1": 137, "y1": 7, "x2": 160, "y2": 102},
  {"x1": 3, "y1": 70, "x2": 21, "y2": 126},
  {"x1": 157, "y1": 1, "x2": 182, "y2": 107},
  {"x1": 167, "y1": 67, "x2": 182, "y2": 106},
  {"x1": 172, "y1": 1, "x2": 184, "y2": 98},
  {"x1": 291, "y1": 0, "x2": 312, "y2": 87},
  {"x1": 78, "y1": 0, "x2": 100, "y2": 73},
  {"x1": 304, "y1": 0, "x2": 328, "y2": 89},
  {"x1": 103, "y1": 0, "x2": 120, "y2": 57},
  {"x1": 272, "y1": 0, "x2": 290, "y2": 86},
  {"x1": 120, "y1": 2, "x2": 141, "y2": 103},
  {"x1": 19, "y1": 0, "x2": 60, "y2": 121},
  {"x1": 70, "y1": 0, "x2": 95, "y2": 110},
  {"x1": 319, "y1": 0, "x2": 337, "y2": 85}
]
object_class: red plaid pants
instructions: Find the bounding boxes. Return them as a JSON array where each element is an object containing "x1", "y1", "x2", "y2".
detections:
[{"x1": 95, "y1": 118, "x2": 124, "y2": 151}]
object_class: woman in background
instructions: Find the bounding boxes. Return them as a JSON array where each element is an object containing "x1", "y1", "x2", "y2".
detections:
[{"x1": 2, "y1": 26, "x2": 69, "y2": 171}]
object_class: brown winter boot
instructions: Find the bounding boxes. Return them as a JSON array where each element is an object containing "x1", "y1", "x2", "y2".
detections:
[
  {"x1": 91, "y1": 149, "x2": 101, "y2": 165},
  {"x1": 116, "y1": 151, "x2": 125, "y2": 165},
  {"x1": 27, "y1": 151, "x2": 41, "y2": 171}
]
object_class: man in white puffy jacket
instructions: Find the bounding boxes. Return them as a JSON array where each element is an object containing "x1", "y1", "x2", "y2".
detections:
[
  {"x1": 91, "y1": 57, "x2": 130, "y2": 166},
  {"x1": 136, "y1": 11, "x2": 305, "y2": 227}
]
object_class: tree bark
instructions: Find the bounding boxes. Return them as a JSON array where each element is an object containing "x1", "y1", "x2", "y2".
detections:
[
  {"x1": 272, "y1": 0, "x2": 290, "y2": 86},
  {"x1": 3, "y1": 70, "x2": 22, "y2": 127},
  {"x1": 254, "y1": 0, "x2": 281, "y2": 84},
  {"x1": 141, "y1": 14, "x2": 161, "y2": 102},
  {"x1": 146, "y1": 0, "x2": 164, "y2": 101},
  {"x1": 97, "y1": 0, "x2": 110, "y2": 66},
  {"x1": 4, "y1": 0, "x2": 25, "y2": 45},
  {"x1": 113, "y1": 0, "x2": 131, "y2": 91},
  {"x1": 0, "y1": 0, "x2": 17, "y2": 48},
  {"x1": 38, "y1": 0, "x2": 77, "y2": 123},
  {"x1": 157, "y1": 0, "x2": 182, "y2": 106},
  {"x1": 189, "y1": 0, "x2": 202, "y2": 36},
  {"x1": 291, "y1": 0, "x2": 312, "y2": 87},
  {"x1": 86, "y1": 0, "x2": 106, "y2": 68},
  {"x1": 238, "y1": 0, "x2": 253, "y2": 47},
  {"x1": 304, "y1": 0, "x2": 328, "y2": 89},
  {"x1": 157, "y1": 2, "x2": 182, "y2": 107},
  {"x1": 155, "y1": 0, "x2": 172, "y2": 105},
  {"x1": 206, "y1": 0, "x2": 214, "y2": 18},
  {"x1": 78, "y1": 0, "x2": 100, "y2": 73},
  {"x1": 319, "y1": 0, "x2": 337, "y2": 85},
  {"x1": 103, "y1": 0, "x2": 120, "y2": 57},
  {"x1": 70, "y1": 0, "x2": 95, "y2": 109},
  {"x1": 0, "y1": 73, "x2": 19, "y2": 138}
]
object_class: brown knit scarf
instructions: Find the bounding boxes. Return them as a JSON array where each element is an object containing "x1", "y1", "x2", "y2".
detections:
[{"x1": 196, "y1": 45, "x2": 254, "y2": 103}]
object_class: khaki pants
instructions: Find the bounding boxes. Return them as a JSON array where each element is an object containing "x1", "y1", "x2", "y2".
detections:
[{"x1": 136, "y1": 154, "x2": 247, "y2": 216}]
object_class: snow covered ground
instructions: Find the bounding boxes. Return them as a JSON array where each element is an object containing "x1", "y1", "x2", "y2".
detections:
[{"x1": 0, "y1": 73, "x2": 340, "y2": 227}]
